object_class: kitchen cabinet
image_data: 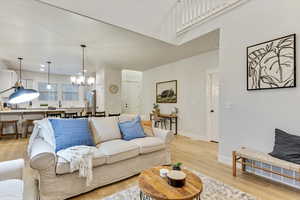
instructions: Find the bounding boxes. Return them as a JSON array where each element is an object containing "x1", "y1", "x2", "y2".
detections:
[{"x1": 0, "y1": 70, "x2": 17, "y2": 98}]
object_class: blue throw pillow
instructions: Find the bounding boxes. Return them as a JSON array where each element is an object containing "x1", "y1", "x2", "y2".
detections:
[
  {"x1": 49, "y1": 119, "x2": 95, "y2": 152},
  {"x1": 118, "y1": 116, "x2": 145, "y2": 141}
]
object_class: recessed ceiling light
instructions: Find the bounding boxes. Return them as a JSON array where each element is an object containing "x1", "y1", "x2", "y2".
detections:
[
  {"x1": 40, "y1": 64, "x2": 45, "y2": 67},
  {"x1": 40, "y1": 68, "x2": 45, "y2": 71}
]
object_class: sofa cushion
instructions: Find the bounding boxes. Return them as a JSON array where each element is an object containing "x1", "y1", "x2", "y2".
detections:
[
  {"x1": 130, "y1": 137, "x2": 165, "y2": 154},
  {"x1": 90, "y1": 117, "x2": 121, "y2": 144},
  {"x1": 49, "y1": 119, "x2": 95, "y2": 152},
  {"x1": 0, "y1": 179, "x2": 23, "y2": 200},
  {"x1": 118, "y1": 116, "x2": 145, "y2": 141},
  {"x1": 141, "y1": 120, "x2": 154, "y2": 137},
  {"x1": 56, "y1": 149, "x2": 106, "y2": 175},
  {"x1": 97, "y1": 140, "x2": 139, "y2": 164}
]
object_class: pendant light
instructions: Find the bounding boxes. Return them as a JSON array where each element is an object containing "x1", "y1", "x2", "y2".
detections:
[
  {"x1": 70, "y1": 45, "x2": 95, "y2": 86},
  {"x1": 0, "y1": 58, "x2": 40, "y2": 104},
  {"x1": 46, "y1": 61, "x2": 51, "y2": 90}
]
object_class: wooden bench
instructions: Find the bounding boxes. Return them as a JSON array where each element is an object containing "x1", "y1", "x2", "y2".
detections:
[{"x1": 232, "y1": 147, "x2": 300, "y2": 182}]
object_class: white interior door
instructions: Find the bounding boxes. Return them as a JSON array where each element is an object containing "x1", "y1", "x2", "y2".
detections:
[
  {"x1": 207, "y1": 72, "x2": 219, "y2": 142},
  {"x1": 121, "y1": 81, "x2": 142, "y2": 114}
]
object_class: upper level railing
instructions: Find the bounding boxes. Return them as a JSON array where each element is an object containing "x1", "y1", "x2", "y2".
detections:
[{"x1": 159, "y1": 0, "x2": 249, "y2": 42}]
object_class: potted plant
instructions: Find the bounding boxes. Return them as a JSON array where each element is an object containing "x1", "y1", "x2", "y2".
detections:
[
  {"x1": 153, "y1": 103, "x2": 160, "y2": 114},
  {"x1": 172, "y1": 162, "x2": 182, "y2": 171}
]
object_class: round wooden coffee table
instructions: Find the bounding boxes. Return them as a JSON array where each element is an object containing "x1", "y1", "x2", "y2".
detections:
[{"x1": 138, "y1": 166, "x2": 203, "y2": 200}]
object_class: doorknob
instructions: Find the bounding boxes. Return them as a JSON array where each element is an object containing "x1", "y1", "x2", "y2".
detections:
[{"x1": 210, "y1": 110, "x2": 214, "y2": 113}]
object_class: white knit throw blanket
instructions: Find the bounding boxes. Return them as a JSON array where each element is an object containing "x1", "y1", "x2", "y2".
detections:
[
  {"x1": 28, "y1": 118, "x2": 56, "y2": 155},
  {"x1": 57, "y1": 146, "x2": 98, "y2": 186}
]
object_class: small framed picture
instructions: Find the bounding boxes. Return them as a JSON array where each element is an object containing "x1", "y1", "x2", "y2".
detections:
[{"x1": 156, "y1": 80, "x2": 177, "y2": 103}]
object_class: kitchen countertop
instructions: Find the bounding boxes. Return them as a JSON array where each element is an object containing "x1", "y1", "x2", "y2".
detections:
[
  {"x1": 0, "y1": 107, "x2": 84, "y2": 114},
  {"x1": 0, "y1": 109, "x2": 66, "y2": 114}
]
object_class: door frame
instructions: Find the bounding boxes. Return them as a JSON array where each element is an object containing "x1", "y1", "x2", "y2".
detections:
[{"x1": 206, "y1": 69, "x2": 220, "y2": 142}]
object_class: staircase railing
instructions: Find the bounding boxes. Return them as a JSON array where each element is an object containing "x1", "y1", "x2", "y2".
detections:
[{"x1": 159, "y1": 0, "x2": 249, "y2": 42}]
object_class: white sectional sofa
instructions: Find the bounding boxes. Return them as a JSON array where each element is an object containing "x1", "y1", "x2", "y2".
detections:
[{"x1": 29, "y1": 115, "x2": 174, "y2": 200}]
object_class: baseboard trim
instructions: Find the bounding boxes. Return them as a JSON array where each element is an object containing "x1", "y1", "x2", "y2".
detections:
[
  {"x1": 218, "y1": 155, "x2": 232, "y2": 166},
  {"x1": 178, "y1": 131, "x2": 209, "y2": 141},
  {"x1": 218, "y1": 154, "x2": 242, "y2": 169}
]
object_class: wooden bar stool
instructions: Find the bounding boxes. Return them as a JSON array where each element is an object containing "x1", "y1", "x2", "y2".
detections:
[
  {"x1": 64, "y1": 112, "x2": 78, "y2": 118},
  {"x1": 108, "y1": 113, "x2": 120, "y2": 117},
  {"x1": 46, "y1": 112, "x2": 62, "y2": 118},
  {"x1": 24, "y1": 120, "x2": 34, "y2": 138},
  {"x1": 0, "y1": 120, "x2": 19, "y2": 139},
  {"x1": 94, "y1": 111, "x2": 106, "y2": 117}
]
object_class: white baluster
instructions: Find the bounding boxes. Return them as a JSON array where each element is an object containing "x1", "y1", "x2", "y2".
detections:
[
  {"x1": 182, "y1": 0, "x2": 186, "y2": 26},
  {"x1": 187, "y1": 0, "x2": 191, "y2": 25},
  {"x1": 195, "y1": 0, "x2": 200, "y2": 19}
]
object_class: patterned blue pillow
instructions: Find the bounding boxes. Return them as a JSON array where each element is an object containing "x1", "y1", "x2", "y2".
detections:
[
  {"x1": 49, "y1": 119, "x2": 95, "y2": 152},
  {"x1": 118, "y1": 116, "x2": 145, "y2": 141}
]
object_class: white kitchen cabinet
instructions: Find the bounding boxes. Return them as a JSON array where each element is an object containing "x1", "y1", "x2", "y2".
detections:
[{"x1": 0, "y1": 70, "x2": 17, "y2": 98}]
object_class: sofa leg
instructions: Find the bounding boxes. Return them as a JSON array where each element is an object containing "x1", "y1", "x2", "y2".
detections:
[{"x1": 232, "y1": 151, "x2": 237, "y2": 177}]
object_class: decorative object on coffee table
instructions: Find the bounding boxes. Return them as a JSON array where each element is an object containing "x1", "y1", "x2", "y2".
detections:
[
  {"x1": 167, "y1": 170, "x2": 186, "y2": 187},
  {"x1": 172, "y1": 162, "x2": 182, "y2": 170},
  {"x1": 139, "y1": 166, "x2": 202, "y2": 200}
]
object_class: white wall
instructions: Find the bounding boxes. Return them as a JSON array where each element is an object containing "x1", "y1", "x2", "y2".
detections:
[
  {"x1": 105, "y1": 67, "x2": 122, "y2": 114},
  {"x1": 95, "y1": 66, "x2": 122, "y2": 114},
  {"x1": 16, "y1": 70, "x2": 86, "y2": 108},
  {"x1": 142, "y1": 50, "x2": 219, "y2": 139},
  {"x1": 178, "y1": 0, "x2": 300, "y2": 164}
]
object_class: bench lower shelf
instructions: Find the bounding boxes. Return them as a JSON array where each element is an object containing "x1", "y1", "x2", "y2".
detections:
[{"x1": 232, "y1": 151, "x2": 300, "y2": 189}]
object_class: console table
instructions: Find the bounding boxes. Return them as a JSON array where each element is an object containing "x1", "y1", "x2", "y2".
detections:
[{"x1": 150, "y1": 113, "x2": 178, "y2": 135}]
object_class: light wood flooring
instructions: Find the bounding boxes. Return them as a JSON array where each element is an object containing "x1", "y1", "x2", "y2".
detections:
[{"x1": 0, "y1": 136, "x2": 299, "y2": 200}]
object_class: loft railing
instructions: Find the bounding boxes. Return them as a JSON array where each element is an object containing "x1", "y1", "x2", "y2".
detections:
[{"x1": 159, "y1": 0, "x2": 249, "y2": 42}]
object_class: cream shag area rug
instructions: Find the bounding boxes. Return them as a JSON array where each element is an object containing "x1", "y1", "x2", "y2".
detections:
[{"x1": 103, "y1": 169, "x2": 256, "y2": 200}]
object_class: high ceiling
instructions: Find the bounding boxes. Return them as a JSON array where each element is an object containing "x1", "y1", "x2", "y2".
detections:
[
  {"x1": 0, "y1": 0, "x2": 219, "y2": 75},
  {"x1": 38, "y1": 0, "x2": 177, "y2": 41}
]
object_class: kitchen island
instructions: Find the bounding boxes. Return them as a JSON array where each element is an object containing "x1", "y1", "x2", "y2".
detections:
[
  {"x1": 0, "y1": 107, "x2": 84, "y2": 115},
  {"x1": 0, "y1": 108, "x2": 85, "y2": 138}
]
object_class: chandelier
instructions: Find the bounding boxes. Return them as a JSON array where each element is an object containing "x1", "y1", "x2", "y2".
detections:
[{"x1": 70, "y1": 44, "x2": 95, "y2": 86}]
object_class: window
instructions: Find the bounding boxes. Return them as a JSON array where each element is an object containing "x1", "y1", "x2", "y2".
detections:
[
  {"x1": 38, "y1": 82, "x2": 58, "y2": 101},
  {"x1": 62, "y1": 84, "x2": 79, "y2": 101},
  {"x1": 21, "y1": 79, "x2": 33, "y2": 88}
]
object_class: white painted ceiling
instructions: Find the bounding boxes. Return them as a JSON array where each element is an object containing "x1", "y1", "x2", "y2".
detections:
[
  {"x1": 0, "y1": 0, "x2": 219, "y2": 75},
  {"x1": 38, "y1": 0, "x2": 177, "y2": 42}
]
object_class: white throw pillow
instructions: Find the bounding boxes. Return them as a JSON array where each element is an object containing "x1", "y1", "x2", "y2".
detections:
[{"x1": 90, "y1": 117, "x2": 121, "y2": 144}]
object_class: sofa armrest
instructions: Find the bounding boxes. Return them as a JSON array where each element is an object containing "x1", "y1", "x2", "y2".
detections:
[
  {"x1": 0, "y1": 159, "x2": 24, "y2": 181},
  {"x1": 30, "y1": 138, "x2": 56, "y2": 171},
  {"x1": 153, "y1": 128, "x2": 174, "y2": 144}
]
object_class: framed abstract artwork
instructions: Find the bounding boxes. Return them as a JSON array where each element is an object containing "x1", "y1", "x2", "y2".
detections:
[
  {"x1": 156, "y1": 80, "x2": 177, "y2": 103},
  {"x1": 247, "y1": 34, "x2": 296, "y2": 90}
]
